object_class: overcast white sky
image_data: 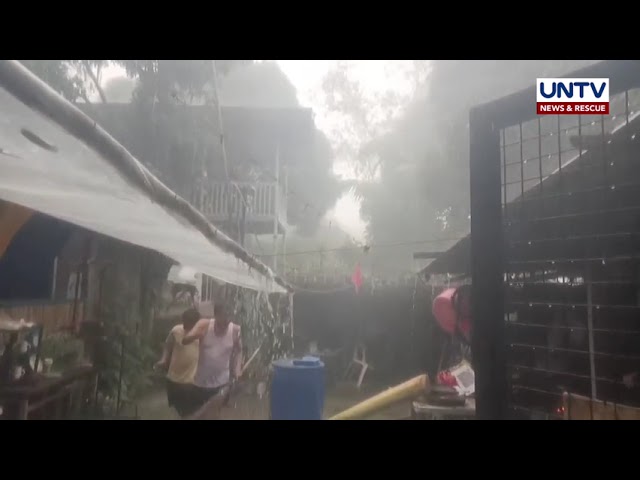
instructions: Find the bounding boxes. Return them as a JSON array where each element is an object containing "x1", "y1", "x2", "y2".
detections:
[
  {"x1": 276, "y1": 60, "x2": 417, "y2": 242},
  {"x1": 100, "y1": 60, "x2": 416, "y2": 241}
]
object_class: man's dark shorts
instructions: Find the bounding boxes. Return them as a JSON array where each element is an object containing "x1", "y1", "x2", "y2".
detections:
[
  {"x1": 190, "y1": 385, "x2": 224, "y2": 412},
  {"x1": 166, "y1": 380, "x2": 199, "y2": 417},
  {"x1": 166, "y1": 380, "x2": 225, "y2": 417}
]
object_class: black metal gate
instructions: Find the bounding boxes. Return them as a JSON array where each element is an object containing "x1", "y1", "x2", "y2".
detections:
[{"x1": 469, "y1": 61, "x2": 640, "y2": 419}]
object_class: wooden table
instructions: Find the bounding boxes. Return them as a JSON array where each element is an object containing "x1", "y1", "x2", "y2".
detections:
[
  {"x1": 412, "y1": 398, "x2": 476, "y2": 420},
  {"x1": 0, "y1": 364, "x2": 97, "y2": 420}
]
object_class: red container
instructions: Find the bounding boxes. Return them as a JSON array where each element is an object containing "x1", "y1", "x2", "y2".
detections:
[{"x1": 432, "y1": 288, "x2": 471, "y2": 342}]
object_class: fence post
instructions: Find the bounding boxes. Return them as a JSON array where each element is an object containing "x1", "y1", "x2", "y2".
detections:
[{"x1": 469, "y1": 107, "x2": 507, "y2": 420}]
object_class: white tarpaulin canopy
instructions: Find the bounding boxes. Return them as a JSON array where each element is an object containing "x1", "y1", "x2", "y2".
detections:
[
  {"x1": 0, "y1": 61, "x2": 286, "y2": 294},
  {"x1": 167, "y1": 265, "x2": 200, "y2": 286}
]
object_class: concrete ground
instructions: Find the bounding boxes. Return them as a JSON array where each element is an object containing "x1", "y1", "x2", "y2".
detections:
[{"x1": 137, "y1": 380, "x2": 412, "y2": 420}]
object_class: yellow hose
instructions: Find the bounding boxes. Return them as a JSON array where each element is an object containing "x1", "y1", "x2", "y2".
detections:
[{"x1": 329, "y1": 374, "x2": 430, "y2": 420}]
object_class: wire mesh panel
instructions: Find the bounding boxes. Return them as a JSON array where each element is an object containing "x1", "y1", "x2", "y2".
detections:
[{"x1": 499, "y1": 89, "x2": 640, "y2": 419}]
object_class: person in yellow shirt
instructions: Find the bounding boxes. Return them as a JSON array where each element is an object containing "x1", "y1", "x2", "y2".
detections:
[{"x1": 155, "y1": 308, "x2": 200, "y2": 418}]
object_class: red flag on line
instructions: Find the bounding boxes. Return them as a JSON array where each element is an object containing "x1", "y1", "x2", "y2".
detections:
[{"x1": 352, "y1": 263, "x2": 363, "y2": 294}]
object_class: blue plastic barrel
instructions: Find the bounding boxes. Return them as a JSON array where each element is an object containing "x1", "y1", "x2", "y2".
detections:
[{"x1": 270, "y1": 356, "x2": 325, "y2": 420}]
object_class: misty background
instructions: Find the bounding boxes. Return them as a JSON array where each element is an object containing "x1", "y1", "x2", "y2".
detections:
[{"x1": 20, "y1": 60, "x2": 600, "y2": 278}]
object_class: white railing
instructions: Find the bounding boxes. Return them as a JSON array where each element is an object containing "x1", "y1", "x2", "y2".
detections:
[{"x1": 195, "y1": 181, "x2": 286, "y2": 226}]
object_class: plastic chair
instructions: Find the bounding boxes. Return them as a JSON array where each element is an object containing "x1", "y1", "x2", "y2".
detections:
[{"x1": 344, "y1": 343, "x2": 374, "y2": 389}]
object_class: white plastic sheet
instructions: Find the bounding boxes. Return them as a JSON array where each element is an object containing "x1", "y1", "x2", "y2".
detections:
[
  {"x1": 167, "y1": 265, "x2": 203, "y2": 288},
  {"x1": 0, "y1": 85, "x2": 285, "y2": 293}
]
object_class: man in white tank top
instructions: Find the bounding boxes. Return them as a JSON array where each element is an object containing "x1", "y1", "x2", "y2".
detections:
[{"x1": 182, "y1": 302, "x2": 243, "y2": 416}]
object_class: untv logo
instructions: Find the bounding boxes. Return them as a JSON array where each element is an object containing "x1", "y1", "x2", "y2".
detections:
[{"x1": 536, "y1": 78, "x2": 610, "y2": 115}]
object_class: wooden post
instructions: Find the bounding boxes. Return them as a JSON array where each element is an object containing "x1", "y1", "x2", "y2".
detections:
[
  {"x1": 72, "y1": 235, "x2": 93, "y2": 331},
  {"x1": 51, "y1": 256, "x2": 58, "y2": 300},
  {"x1": 282, "y1": 164, "x2": 288, "y2": 278},
  {"x1": 272, "y1": 140, "x2": 280, "y2": 272},
  {"x1": 239, "y1": 186, "x2": 248, "y2": 247},
  {"x1": 282, "y1": 231, "x2": 287, "y2": 279},
  {"x1": 289, "y1": 291, "x2": 294, "y2": 351},
  {"x1": 86, "y1": 236, "x2": 102, "y2": 323}
]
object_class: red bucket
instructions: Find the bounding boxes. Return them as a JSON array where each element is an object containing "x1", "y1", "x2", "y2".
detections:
[{"x1": 432, "y1": 287, "x2": 471, "y2": 342}]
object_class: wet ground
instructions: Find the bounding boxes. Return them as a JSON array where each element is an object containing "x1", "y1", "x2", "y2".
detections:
[{"x1": 137, "y1": 381, "x2": 412, "y2": 420}]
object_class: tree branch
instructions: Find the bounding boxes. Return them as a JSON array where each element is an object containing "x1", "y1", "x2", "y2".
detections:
[
  {"x1": 80, "y1": 92, "x2": 93, "y2": 105},
  {"x1": 82, "y1": 61, "x2": 107, "y2": 103}
]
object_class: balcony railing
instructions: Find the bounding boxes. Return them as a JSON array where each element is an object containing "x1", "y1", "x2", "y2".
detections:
[{"x1": 195, "y1": 181, "x2": 286, "y2": 229}]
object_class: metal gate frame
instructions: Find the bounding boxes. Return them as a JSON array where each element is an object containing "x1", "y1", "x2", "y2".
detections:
[{"x1": 468, "y1": 60, "x2": 640, "y2": 420}]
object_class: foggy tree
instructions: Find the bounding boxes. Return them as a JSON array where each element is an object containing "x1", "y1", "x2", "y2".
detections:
[
  {"x1": 103, "y1": 76, "x2": 137, "y2": 103},
  {"x1": 220, "y1": 61, "x2": 300, "y2": 107},
  {"x1": 249, "y1": 221, "x2": 360, "y2": 276},
  {"x1": 218, "y1": 61, "x2": 344, "y2": 235},
  {"x1": 112, "y1": 60, "x2": 253, "y2": 107},
  {"x1": 288, "y1": 130, "x2": 343, "y2": 235},
  {"x1": 322, "y1": 60, "x2": 599, "y2": 273},
  {"x1": 320, "y1": 61, "x2": 428, "y2": 179},
  {"x1": 20, "y1": 60, "x2": 108, "y2": 104},
  {"x1": 20, "y1": 60, "x2": 251, "y2": 107}
]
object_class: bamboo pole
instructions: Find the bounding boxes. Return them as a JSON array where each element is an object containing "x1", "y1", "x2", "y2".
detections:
[{"x1": 330, "y1": 374, "x2": 430, "y2": 420}]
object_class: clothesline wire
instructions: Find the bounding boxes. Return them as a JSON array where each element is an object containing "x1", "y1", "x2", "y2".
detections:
[{"x1": 255, "y1": 236, "x2": 465, "y2": 258}]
